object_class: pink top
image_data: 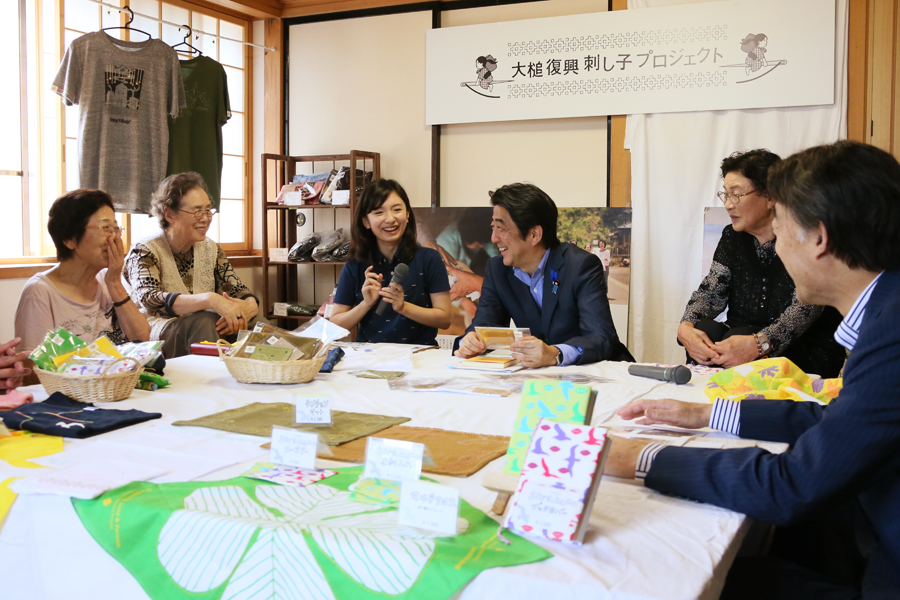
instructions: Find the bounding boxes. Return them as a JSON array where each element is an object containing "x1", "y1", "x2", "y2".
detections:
[{"x1": 14, "y1": 270, "x2": 124, "y2": 353}]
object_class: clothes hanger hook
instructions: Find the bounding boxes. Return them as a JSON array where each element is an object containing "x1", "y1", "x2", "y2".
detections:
[{"x1": 123, "y1": 5, "x2": 134, "y2": 27}]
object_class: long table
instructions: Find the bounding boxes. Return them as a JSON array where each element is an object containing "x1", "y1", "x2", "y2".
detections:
[{"x1": 0, "y1": 350, "x2": 754, "y2": 600}]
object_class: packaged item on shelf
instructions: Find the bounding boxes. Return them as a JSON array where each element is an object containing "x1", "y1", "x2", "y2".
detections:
[
  {"x1": 288, "y1": 232, "x2": 321, "y2": 262},
  {"x1": 290, "y1": 172, "x2": 332, "y2": 204},
  {"x1": 29, "y1": 328, "x2": 88, "y2": 371},
  {"x1": 331, "y1": 167, "x2": 372, "y2": 205},
  {"x1": 312, "y1": 228, "x2": 349, "y2": 262},
  {"x1": 309, "y1": 169, "x2": 338, "y2": 205},
  {"x1": 318, "y1": 286, "x2": 338, "y2": 318},
  {"x1": 332, "y1": 241, "x2": 351, "y2": 261},
  {"x1": 319, "y1": 168, "x2": 342, "y2": 205},
  {"x1": 285, "y1": 303, "x2": 319, "y2": 317},
  {"x1": 274, "y1": 183, "x2": 305, "y2": 206}
]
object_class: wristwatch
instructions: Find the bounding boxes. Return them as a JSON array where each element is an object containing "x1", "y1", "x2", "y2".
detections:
[
  {"x1": 753, "y1": 333, "x2": 771, "y2": 357},
  {"x1": 554, "y1": 346, "x2": 563, "y2": 366}
]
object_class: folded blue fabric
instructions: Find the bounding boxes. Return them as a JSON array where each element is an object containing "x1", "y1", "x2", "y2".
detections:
[
  {"x1": 0, "y1": 392, "x2": 162, "y2": 438},
  {"x1": 318, "y1": 347, "x2": 344, "y2": 373}
]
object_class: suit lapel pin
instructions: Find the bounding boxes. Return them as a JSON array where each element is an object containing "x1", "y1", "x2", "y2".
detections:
[{"x1": 551, "y1": 269, "x2": 559, "y2": 294}]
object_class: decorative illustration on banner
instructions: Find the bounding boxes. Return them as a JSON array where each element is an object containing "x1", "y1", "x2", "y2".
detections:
[
  {"x1": 426, "y1": 0, "x2": 833, "y2": 124},
  {"x1": 461, "y1": 54, "x2": 513, "y2": 98},
  {"x1": 72, "y1": 467, "x2": 552, "y2": 600}
]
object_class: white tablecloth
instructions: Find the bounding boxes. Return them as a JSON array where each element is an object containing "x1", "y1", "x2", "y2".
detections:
[{"x1": 0, "y1": 351, "x2": 750, "y2": 600}]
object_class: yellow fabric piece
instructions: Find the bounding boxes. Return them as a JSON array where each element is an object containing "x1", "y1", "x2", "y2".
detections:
[
  {"x1": 0, "y1": 477, "x2": 20, "y2": 530},
  {"x1": 704, "y1": 357, "x2": 843, "y2": 404},
  {"x1": 0, "y1": 431, "x2": 64, "y2": 469}
]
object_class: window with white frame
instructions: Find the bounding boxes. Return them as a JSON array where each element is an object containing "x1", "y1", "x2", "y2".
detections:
[{"x1": 3, "y1": 0, "x2": 251, "y2": 261}]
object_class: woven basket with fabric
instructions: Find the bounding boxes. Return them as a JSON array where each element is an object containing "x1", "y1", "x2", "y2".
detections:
[
  {"x1": 35, "y1": 357, "x2": 143, "y2": 403},
  {"x1": 217, "y1": 339, "x2": 325, "y2": 384}
]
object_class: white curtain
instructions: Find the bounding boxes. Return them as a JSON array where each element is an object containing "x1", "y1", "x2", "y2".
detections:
[{"x1": 625, "y1": 0, "x2": 849, "y2": 363}]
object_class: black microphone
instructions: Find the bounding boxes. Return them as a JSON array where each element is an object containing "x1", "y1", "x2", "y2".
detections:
[
  {"x1": 374, "y1": 263, "x2": 409, "y2": 316},
  {"x1": 627, "y1": 364, "x2": 692, "y2": 385}
]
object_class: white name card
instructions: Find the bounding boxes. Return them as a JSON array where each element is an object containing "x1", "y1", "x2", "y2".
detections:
[
  {"x1": 296, "y1": 395, "x2": 332, "y2": 425},
  {"x1": 269, "y1": 248, "x2": 289, "y2": 262},
  {"x1": 363, "y1": 437, "x2": 424, "y2": 482},
  {"x1": 509, "y1": 480, "x2": 583, "y2": 535},
  {"x1": 270, "y1": 426, "x2": 318, "y2": 469},
  {"x1": 273, "y1": 303, "x2": 288, "y2": 317},
  {"x1": 399, "y1": 480, "x2": 460, "y2": 535}
]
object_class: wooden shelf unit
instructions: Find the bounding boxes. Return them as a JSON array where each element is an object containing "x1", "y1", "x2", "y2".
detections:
[{"x1": 260, "y1": 151, "x2": 381, "y2": 328}]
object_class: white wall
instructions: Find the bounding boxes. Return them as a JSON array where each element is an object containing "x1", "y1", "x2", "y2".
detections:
[{"x1": 439, "y1": 0, "x2": 609, "y2": 208}]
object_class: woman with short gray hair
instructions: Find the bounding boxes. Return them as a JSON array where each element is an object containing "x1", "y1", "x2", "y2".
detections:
[{"x1": 124, "y1": 172, "x2": 258, "y2": 358}]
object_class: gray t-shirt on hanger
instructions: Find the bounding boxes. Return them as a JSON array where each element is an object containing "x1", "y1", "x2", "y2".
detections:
[{"x1": 52, "y1": 32, "x2": 186, "y2": 214}]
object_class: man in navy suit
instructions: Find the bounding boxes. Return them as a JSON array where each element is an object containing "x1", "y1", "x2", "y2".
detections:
[
  {"x1": 606, "y1": 141, "x2": 900, "y2": 599},
  {"x1": 454, "y1": 183, "x2": 625, "y2": 367}
]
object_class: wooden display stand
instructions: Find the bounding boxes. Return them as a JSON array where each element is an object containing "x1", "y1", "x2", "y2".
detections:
[{"x1": 260, "y1": 151, "x2": 380, "y2": 329}]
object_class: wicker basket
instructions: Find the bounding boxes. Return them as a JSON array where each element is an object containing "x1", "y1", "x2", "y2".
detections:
[
  {"x1": 35, "y1": 357, "x2": 144, "y2": 403},
  {"x1": 217, "y1": 339, "x2": 325, "y2": 384}
]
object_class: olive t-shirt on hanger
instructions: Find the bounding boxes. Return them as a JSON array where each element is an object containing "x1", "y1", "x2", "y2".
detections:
[
  {"x1": 52, "y1": 32, "x2": 186, "y2": 214},
  {"x1": 166, "y1": 55, "x2": 231, "y2": 210}
]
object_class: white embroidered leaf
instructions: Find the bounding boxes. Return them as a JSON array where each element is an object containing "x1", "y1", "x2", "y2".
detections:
[
  {"x1": 158, "y1": 509, "x2": 256, "y2": 592},
  {"x1": 220, "y1": 527, "x2": 334, "y2": 600},
  {"x1": 308, "y1": 524, "x2": 435, "y2": 594}
]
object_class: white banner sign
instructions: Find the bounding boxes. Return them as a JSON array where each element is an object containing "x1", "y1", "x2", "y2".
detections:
[{"x1": 425, "y1": 0, "x2": 835, "y2": 125}]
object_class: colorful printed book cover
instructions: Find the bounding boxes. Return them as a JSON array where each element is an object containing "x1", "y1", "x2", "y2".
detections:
[
  {"x1": 72, "y1": 466, "x2": 551, "y2": 600},
  {"x1": 502, "y1": 379, "x2": 595, "y2": 475},
  {"x1": 503, "y1": 419, "x2": 611, "y2": 545}
]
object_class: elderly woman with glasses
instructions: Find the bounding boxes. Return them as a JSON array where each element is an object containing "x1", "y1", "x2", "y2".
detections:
[
  {"x1": 14, "y1": 189, "x2": 151, "y2": 357},
  {"x1": 677, "y1": 149, "x2": 846, "y2": 377},
  {"x1": 123, "y1": 172, "x2": 258, "y2": 358}
]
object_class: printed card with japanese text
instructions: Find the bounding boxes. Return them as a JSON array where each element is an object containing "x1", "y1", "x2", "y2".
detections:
[
  {"x1": 398, "y1": 480, "x2": 460, "y2": 535},
  {"x1": 296, "y1": 395, "x2": 332, "y2": 425},
  {"x1": 269, "y1": 426, "x2": 318, "y2": 470},
  {"x1": 363, "y1": 437, "x2": 424, "y2": 483}
]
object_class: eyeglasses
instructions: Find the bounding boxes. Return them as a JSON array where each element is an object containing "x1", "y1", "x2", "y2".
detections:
[
  {"x1": 87, "y1": 223, "x2": 122, "y2": 236},
  {"x1": 179, "y1": 208, "x2": 217, "y2": 220},
  {"x1": 716, "y1": 189, "x2": 757, "y2": 205}
]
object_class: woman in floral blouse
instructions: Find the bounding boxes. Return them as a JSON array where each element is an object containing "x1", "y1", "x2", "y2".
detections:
[
  {"x1": 677, "y1": 149, "x2": 845, "y2": 378},
  {"x1": 124, "y1": 172, "x2": 258, "y2": 358}
]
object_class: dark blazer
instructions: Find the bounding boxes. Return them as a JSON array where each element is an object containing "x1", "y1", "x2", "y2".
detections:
[
  {"x1": 456, "y1": 243, "x2": 626, "y2": 365},
  {"x1": 648, "y1": 270, "x2": 900, "y2": 597}
]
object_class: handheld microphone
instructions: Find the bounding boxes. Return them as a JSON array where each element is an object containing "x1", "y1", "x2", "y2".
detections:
[
  {"x1": 374, "y1": 263, "x2": 409, "y2": 316},
  {"x1": 627, "y1": 364, "x2": 692, "y2": 385}
]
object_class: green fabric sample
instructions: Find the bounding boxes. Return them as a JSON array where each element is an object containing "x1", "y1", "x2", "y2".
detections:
[
  {"x1": 166, "y1": 56, "x2": 230, "y2": 209},
  {"x1": 172, "y1": 402, "x2": 409, "y2": 445},
  {"x1": 72, "y1": 467, "x2": 552, "y2": 600},
  {"x1": 503, "y1": 379, "x2": 593, "y2": 475}
]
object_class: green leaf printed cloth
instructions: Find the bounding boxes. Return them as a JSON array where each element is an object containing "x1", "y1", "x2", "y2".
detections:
[{"x1": 73, "y1": 466, "x2": 552, "y2": 600}]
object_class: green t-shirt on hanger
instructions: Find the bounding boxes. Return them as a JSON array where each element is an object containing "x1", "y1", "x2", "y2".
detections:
[{"x1": 166, "y1": 55, "x2": 231, "y2": 209}]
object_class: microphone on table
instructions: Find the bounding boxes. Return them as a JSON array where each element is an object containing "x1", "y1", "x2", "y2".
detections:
[
  {"x1": 375, "y1": 263, "x2": 410, "y2": 316},
  {"x1": 628, "y1": 364, "x2": 692, "y2": 385}
]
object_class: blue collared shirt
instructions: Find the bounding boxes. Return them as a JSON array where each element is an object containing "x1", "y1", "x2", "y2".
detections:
[
  {"x1": 834, "y1": 272, "x2": 883, "y2": 351},
  {"x1": 637, "y1": 272, "x2": 887, "y2": 484},
  {"x1": 511, "y1": 249, "x2": 583, "y2": 366}
]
